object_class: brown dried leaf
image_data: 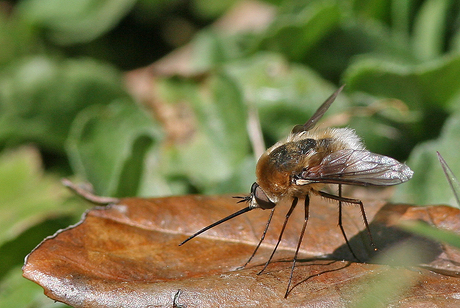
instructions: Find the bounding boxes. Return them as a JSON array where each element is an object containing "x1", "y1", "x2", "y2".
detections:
[{"x1": 23, "y1": 194, "x2": 460, "y2": 307}]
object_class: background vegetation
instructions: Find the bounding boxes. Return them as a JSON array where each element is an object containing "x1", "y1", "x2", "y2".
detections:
[{"x1": 1, "y1": 0, "x2": 460, "y2": 306}]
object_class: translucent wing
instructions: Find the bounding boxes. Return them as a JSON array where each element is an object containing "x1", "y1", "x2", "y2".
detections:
[
  {"x1": 296, "y1": 149, "x2": 413, "y2": 186},
  {"x1": 291, "y1": 85, "x2": 345, "y2": 134}
]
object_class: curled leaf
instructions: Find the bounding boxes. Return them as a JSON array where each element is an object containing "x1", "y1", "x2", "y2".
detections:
[{"x1": 23, "y1": 194, "x2": 460, "y2": 307}]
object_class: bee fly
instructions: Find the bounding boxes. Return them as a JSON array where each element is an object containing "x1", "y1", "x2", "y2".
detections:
[{"x1": 180, "y1": 85, "x2": 414, "y2": 297}]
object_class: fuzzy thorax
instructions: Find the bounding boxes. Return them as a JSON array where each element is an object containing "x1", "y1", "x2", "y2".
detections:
[{"x1": 255, "y1": 128, "x2": 365, "y2": 203}]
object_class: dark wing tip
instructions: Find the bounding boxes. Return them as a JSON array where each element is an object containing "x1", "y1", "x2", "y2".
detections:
[{"x1": 294, "y1": 85, "x2": 345, "y2": 133}]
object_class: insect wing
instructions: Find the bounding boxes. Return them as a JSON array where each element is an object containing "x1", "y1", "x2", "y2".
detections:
[
  {"x1": 299, "y1": 149, "x2": 413, "y2": 186},
  {"x1": 292, "y1": 85, "x2": 345, "y2": 134}
]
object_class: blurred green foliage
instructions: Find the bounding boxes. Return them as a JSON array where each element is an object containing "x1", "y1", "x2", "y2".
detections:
[{"x1": 2, "y1": 0, "x2": 460, "y2": 306}]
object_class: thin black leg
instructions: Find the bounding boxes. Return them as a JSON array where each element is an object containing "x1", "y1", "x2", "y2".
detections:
[
  {"x1": 317, "y1": 190, "x2": 377, "y2": 254},
  {"x1": 337, "y1": 185, "x2": 360, "y2": 261},
  {"x1": 284, "y1": 195, "x2": 310, "y2": 298},
  {"x1": 258, "y1": 197, "x2": 298, "y2": 275},
  {"x1": 239, "y1": 207, "x2": 276, "y2": 269}
]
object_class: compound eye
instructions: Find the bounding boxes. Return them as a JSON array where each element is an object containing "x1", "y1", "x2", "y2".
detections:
[{"x1": 252, "y1": 183, "x2": 276, "y2": 209}]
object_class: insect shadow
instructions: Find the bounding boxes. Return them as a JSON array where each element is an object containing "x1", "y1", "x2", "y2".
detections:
[{"x1": 331, "y1": 203, "x2": 444, "y2": 265}]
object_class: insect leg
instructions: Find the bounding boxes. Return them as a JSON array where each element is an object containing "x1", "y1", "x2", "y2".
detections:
[
  {"x1": 239, "y1": 207, "x2": 276, "y2": 269},
  {"x1": 258, "y1": 197, "x2": 298, "y2": 275},
  {"x1": 337, "y1": 184, "x2": 360, "y2": 261},
  {"x1": 317, "y1": 190, "x2": 377, "y2": 254},
  {"x1": 284, "y1": 195, "x2": 310, "y2": 298}
]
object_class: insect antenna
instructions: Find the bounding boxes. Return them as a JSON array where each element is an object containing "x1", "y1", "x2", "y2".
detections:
[
  {"x1": 284, "y1": 195, "x2": 310, "y2": 298},
  {"x1": 258, "y1": 197, "x2": 299, "y2": 275},
  {"x1": 179, "y1": 206, "x2": 253, "y2": 246},
  {"x1": 233, "y1": 195, "x2": 252, "y2": 203}
]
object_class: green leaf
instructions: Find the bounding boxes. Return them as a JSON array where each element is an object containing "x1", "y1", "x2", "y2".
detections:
[
  {"x1": 66, "y1": 100, "x2": 164, "y2": 197},
  {"x1": 17, "y1": 0, "x2": 137, "y2": 44},
  {"x1": 394, "y1": 111, "x2": 460, "y2": 206},
  {"x1": 399, "y1": 220, "x2": 460, "y2": 250},
  {"x1": 0, "y1": 147, "x2": 75, "y2": 245},
  {"x1": 301, "y1": 17, "x2": 413, "y2": 83},
  {"x1": 191, "y1": 0, "x2": 239, "y2": 19},
  {"x1": 344, "y1": 54, "x2": 460, "y2": 109},
  {"x1": 157, "y1": 72, "x2": 250, "y2": 194},
  {"x1": 347, "y1": 111, "x2": 408, "y2": 159},
  {"x1": 391, "y1": 0, "x2": 412, "y2": 40},
  {"x1": 0, "y1": 56, "x2": 127, "y2": 152},
  {"x1": 188, "y1": 29, "x2": 260, "y2": 74},
  {"x1": 0, "y1": 266, "x2": 70, "y2": 308},
  {"x1": 412, "y1": 0, "x2": 451, "y2": 61},
  {"x1": 351, "y1": 0, "x2": 391, "y2": 22},
  {"x1": 258, "y1": 1, "x2": 341, "y2": 61},
  {"x1": 0, "y1": 216, "x2": 76, "y2": 282},
  {"x1": 351, "y1": 241, "x2": 424, "y2": 308},
  {"x1": 0, "y1": 10, "x2": 35, "y2": 66},
  {"x1": 0, "y1": 147, "x2": 80, "y2": 282},
  {"x1": 224, "y1": 53, "x2": 348, "y2": 142},
  {"x1": 190, "y1": 30, "x2": 227, "y2": 73}
]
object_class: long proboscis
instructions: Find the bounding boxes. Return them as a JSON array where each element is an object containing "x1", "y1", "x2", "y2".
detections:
[{"x1": 179, "y1": 206, "x2": 253, "y2": 246}]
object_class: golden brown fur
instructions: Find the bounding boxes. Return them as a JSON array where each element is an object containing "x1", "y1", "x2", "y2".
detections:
[{"x1": 256, "y1": 127, "x2": 364, "y2": 202}]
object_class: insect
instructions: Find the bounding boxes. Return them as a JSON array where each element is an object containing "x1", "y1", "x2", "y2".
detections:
[{"x1": 180, "y1": 85, "x2": 414, "y2": 297}]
